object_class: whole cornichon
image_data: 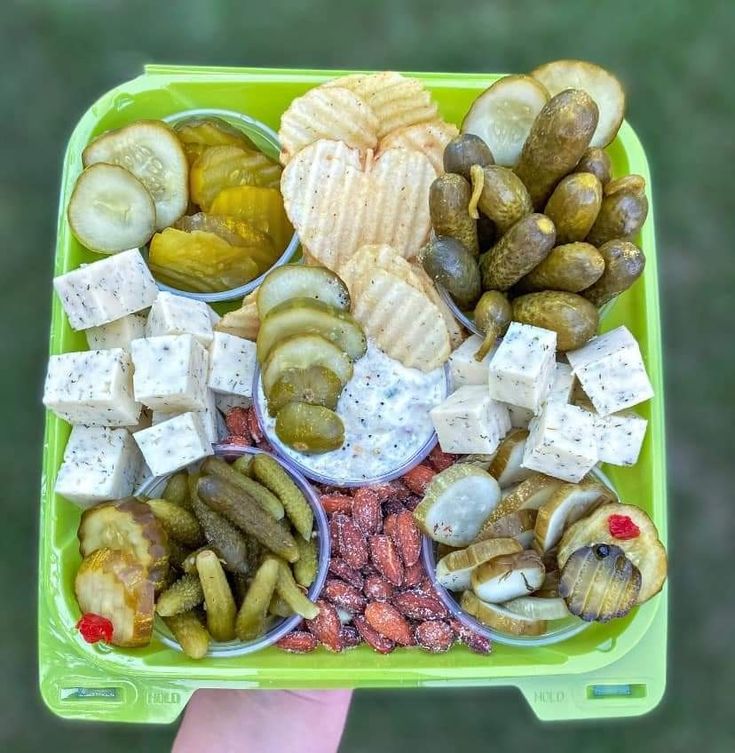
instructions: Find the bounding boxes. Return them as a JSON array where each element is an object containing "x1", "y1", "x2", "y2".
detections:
[
  {"x1": 443, "y1": 133, "x2": 495, "y2": 180},
  {"x1": 512, "y1": 291, "x2": 599, "y2": 351},
  {"x1": 543, "y1": 172, "x2": 602, "y2": 243},
  {"x1": 473, "y1": 291, "x2": 512, "y2": 361},
  {"x1": 514, "y1": 90, "x2": 599, "y2": 209},
  {"x1": 469, "y1": 165, "x2": 533, "y2": 234},
  {"x1": 479, "y1": 213, "x2": 556, "y2": 291},
  {"x1": 419, "y1": 236, "x2": 482, "y2": 310},
  {"x1": 582, "y1": 239, "x2": 646, "y2": 306},
  {"x1": 574, "y1": 147, "x2": 613, "y2": 186},
  {"x1": 429, "y1": 173, "x2": 479, "y2": 256},
  {"x1": 586, "y1": 175, "x2": 649, "y2": 246},
  {"x1": 516, "y1": 242, "x2": 605, "y2": 293}
]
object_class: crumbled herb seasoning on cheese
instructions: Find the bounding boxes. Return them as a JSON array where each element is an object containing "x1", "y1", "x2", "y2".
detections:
[{"x1": 258, "y1": 341, "x2": 447, "y2": 483}]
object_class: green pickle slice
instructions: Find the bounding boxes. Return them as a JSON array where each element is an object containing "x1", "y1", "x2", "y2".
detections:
[
  {"x1": 267, "y1": 365, "x2": 343, "y2": 416},
  {"x1": 275, "y1": 402, "x2": 345, "y2": 454}
]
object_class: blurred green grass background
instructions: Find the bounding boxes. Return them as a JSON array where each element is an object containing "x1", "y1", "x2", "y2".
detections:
[{"x1": 2, "y1": 0, "x2": 733, "y2": 750}]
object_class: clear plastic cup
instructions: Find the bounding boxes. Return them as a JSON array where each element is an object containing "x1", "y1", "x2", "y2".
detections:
[
  {"x1": 422, "y1": 467, "x2": 618, "y2": 647},
  {"x1": 149, "y1": 108, "x2": 300, "y2": 304},
  {"x1": 137, "y1": 442, "x2": 329, "y2": 657},
  {"x1": 437, "y1": 284, "x2": 482, "y2": 336},
  {"x1": 252, "y1": 362, "x2": 451, "y2": 488}
]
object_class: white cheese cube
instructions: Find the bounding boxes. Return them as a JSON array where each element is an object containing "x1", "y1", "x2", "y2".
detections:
[
  {"x1": 43, "y1": 349, "x2": 141, "y2": 427},
  {"x1": 507, "y1": 404, "x2": 534, "y2": 429},
  {"x1": 430, "y1": 385, "x2": 511, "y2": 455},
  {"x1": 208, "y1": 307, "x2": 221, "y2": 326},
  {"x1": 151, "y1": 389, "x2": 220, "y2": 445},
  {"x1": 488, "y1": 322, "x2": 557, "y2": 413},
  {"x1": 548, "y1": 362, "x2": 575, "y2": 404},
  {"x1": 590, "y1": 409, "x2": 648, "y2": 466},
  {"x1": 215, "y1": 392, "x2": 252, "y2": 415},
  {"x1": 448, "y1": 335, "x2": 496, "y2": 387},
  {"x1": 208, "y1": 332, "x2": 257, "y2": 397},
  {"x1": 54, "y1": 425, "x2": 142, "y2": 507},
  {"x1": 131, "y1": 335, "x2": 209, "y2": 412},
  {"x1": 566, "y1": 326, "x2": 654, "y2": 416},
  {"x1": 146, "y1": 291, "x2": 215, "y2": 346},
  {"x1": 522, "y1": 402, "x2": 598, "y2": 483},
  {"x1": 53, "y1": 249, "x2": 158, "y2": 331},
  {"x1": 85, "y1": 313, "x2": 147, "y2": 351},
  {"x1": 133, "y1": 412, "x2": 213, "y2": 476}
]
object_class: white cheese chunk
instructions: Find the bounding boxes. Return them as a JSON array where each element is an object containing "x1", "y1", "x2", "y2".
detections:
[
  {"x1": 430, "y1": 385, "x2": 511, "y2": 454},
  {"x1": 548, "y1": 362, "x2": 575, "y2": 404},
  {"x1": 589, "y1": 409, "x2": 648, "y2": 466},
  {"x1": 133, "y1": 412, "x2": 213, "y2": 476},
  {"x1": 522, "y1": 402, "x2": 598, "y2": 483},
  {"x1": 151, "y1": 389, "x2": 220, "y2": 445},
  {"x1": 43, "y1": 348, "x2": 141, "y2": 426},
  {"x1": 53, "y1": 249, "x2": 159, "y2": 331},
  {"x1": 54, "y1": 425, "x2": 142, "y2": 507},
  {"x1": 566, "y1": 326, "x2": 654, "y2": 416},
  {"x1": 448, "y1": 335, "x2": 496, "y2": 387},
  {"x1": 488, "y1": 322, "x2": 557, "y2": 412},
  {"x1": 208, "y1": 332, "x2": 257, "y2": 397},
  {"x1": 131, "y1": 334, "x2": 209, "y2": 412},
  {"x1": 85, "y1": 313, "x2": 146, "y2": 351},
  {"x1": 506, "y1": 404, "x2": 534, "y2": 429},
  {"x1": 145, "y1": 291, "x2": 215, "y2": 346}
]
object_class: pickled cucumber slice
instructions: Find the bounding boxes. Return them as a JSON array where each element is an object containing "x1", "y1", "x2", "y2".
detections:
[
  {"x1": 262, "y1": 335, "x2": 353, "y2": 395},
  {"x1": 484, "y1": 474, "x2": 563, "y2": 525},
  {"x1": 557, "y1": 503, "x2": 667, "y2": 603},
  {"x1": 78, "y1": 499, "x2": 169, "y2": 590},
  {"x1": 413, "y1": 465, "x2": 501, "y2": 546},
  {"x1": 256, "y1": 298, "x2": 367, "y2": 363},
  {"x1": 174, "y1": 116, "x2": 258, "y2": 166},
  {"x1": 210, "y1": 186, "x2": 293, "y2": 251},
  {"x1": 67, "y1": 164, "x2": 156, "y2": 254},
  {"x1": 531, "y1": 60, "x2": 626, "y2": 148},
  {"x1": 82, "y1": 120, "x2": 189, "y2": 230},
  {"x1": 190, "y1": 145, "x2": 281, "y2": 211},
  {"x1": 471, "y1": 550, "x2": 546, "y2": 603},
  {"x1": 461, "y1": 75, "x2": 549, "y2": 167},
  {"x1": 435, "y1": 537, "x2": 522, "y2": 591},
  {"x1": 275, "y1": 402, "x2": 345, "y2": 454},
  {"x1": 75, "y1": 548, "x2": 155, "y2": 647},
  {"x1": 504, "y1": 595, "x2": 570, "y2": 621},
  {"x1": 534, "y1": 478, "x2": 616, "y2": 553},
  {"x1": 148, "y1": 228, "x2": 261, "y2": 293},
  {"x1": 267, "y1": 366, "x2": 342, "y2": 416},
  {"x1": 488, "y1": 429, "x2": 532, "y2": 488},
  {"x1": 256, "y1": 265, "x2": 351, "y2": 318},
  {"x1": 473, "y1": 509, "x2": 538, "y2": 549},
  {"x1": 460, "y1": 590, "x2": 547, "y2": 636},
  {"x1": 559, "y1": 544, "x2": 641, "y2": 622}
]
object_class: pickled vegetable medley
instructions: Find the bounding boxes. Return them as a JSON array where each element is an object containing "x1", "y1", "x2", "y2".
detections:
[{"x1": 47, "y1": 61, "x2": 668, "y2": 659}]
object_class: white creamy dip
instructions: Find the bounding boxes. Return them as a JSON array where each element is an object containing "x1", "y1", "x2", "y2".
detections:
[{"x1": 257, "y1": 341, "x2": 447, "y2": 485}]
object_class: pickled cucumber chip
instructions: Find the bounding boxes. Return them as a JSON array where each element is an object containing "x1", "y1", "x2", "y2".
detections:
[
  {"x1": 379, "y1": 120, "x2": 459, "y2": 174},
  {"x1": 82, "y1": 120, "x2": 189, "y2": 230},
  {"x1": 148, "y1": 228, "x2": 261, "y2": 293},
  {"x1": 350, "y1": 266, "x2": 450, "y2": 371},
  {"x1": 174, "y1": 116, "x2": 259, "y2": 166},
  {"x1": 190, "y1": 145, "x2": 282, "y2": 211},
  {"x1": 280, "y1": 140, "x2": 435, "y2": 271},
  {"x1": 279, "y1": 86, "x2": 379, "y2": 164},
  {"x1": 531, "y1": 60, "x2": 625, "y2": 148},
  {"x1": 210, "y1": 186, "x2": 293, "y2": 251}
]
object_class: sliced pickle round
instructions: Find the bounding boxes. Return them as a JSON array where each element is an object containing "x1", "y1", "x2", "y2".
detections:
[
  {"x1": 256, "y1": 265, "x2": 351, "y2": 318},
  {"x1": 274, "y1": 402, "x2": 345, "y2": 453},
  {"x1": 559, "y1": 543, "x2": 641, "y2": 622},
  {"x1": 256, "y1": 297, "x2": 367, "y2": 363},
  {"x1": 267, "y1": 365, "x2": 343, "y2": 416},
  {"x1": 173, "y1": 116, "x2": 258, "y2": 166},
  {"x1": 262, "y1": 334, "x2": 353, "y2": 395}
]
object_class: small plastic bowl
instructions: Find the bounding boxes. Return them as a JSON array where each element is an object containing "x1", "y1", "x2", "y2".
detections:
[
  {"x1": 437, "y1": 284, "x2": 482, "y2": 336},
  {"x1": 422, "y1": 466, "x2": 619, "y2": 647},
  {"x1": 251, "y1": 362, "x2": 450, "y2": 488},
  {"x1": 149, "y1": 108, "x2": 300, "y2": 304},
  {"x1": 137, "y1": 442, "x2": 329, "y2": 657}
]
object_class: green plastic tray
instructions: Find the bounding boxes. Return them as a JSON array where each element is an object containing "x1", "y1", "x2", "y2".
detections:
[{"x1": 38, "y1": 65, "x2": 667, "y2": 723}]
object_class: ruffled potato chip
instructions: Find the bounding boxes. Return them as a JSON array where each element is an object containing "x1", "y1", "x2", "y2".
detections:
[
  {"x1": 379, "y1": 120, "x2": 459, "y2": 174},
  {"x1": 280, "y1": 140, "x2": 436, "y2": 271},
  {"x1": 278, "y1": 87, "x2": 379, "y2": 165}
]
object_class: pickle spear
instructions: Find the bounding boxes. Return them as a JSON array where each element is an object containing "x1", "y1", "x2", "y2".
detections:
[{"x1": 235, "y1": 556, "x2": 280, "y2": 641}]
